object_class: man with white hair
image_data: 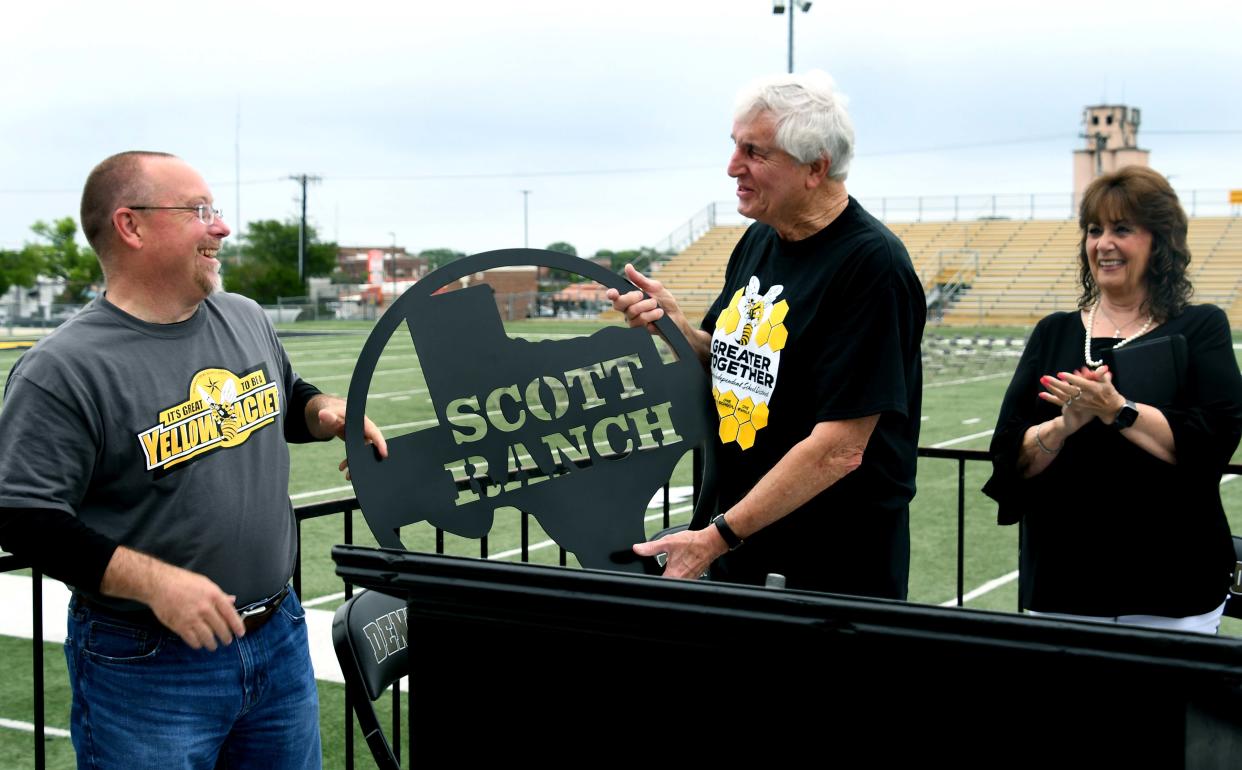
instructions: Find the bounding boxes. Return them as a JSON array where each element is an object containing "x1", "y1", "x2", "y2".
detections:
[
  {"x1": 0, "y1": 151, "x2": 386, "y2": 768},
  {"x1": 612, "y1": 72, "x2": 924, "y2": 598}
]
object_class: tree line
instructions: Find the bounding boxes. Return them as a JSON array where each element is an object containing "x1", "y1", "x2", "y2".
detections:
[{"x1": 1, "y1": 217, "x2": 669, "y2": 306}]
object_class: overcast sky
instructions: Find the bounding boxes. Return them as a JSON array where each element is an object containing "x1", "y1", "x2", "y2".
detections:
[{"x1": 2, "y1": 0, "x2": 1238, "y2": 256}]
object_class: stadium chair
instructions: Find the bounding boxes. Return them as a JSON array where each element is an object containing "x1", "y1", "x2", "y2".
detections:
[
  {"x1": 1226, "y1": 537, "x2": 1242, "y2": 620},
  {"x1": 332, "y1": 589, "x2": 410, "y2": 770}
]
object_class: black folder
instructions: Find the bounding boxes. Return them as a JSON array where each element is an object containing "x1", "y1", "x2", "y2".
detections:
[{"x1": 1100, "y1": 334, "x2": 1187, "y2": 406}]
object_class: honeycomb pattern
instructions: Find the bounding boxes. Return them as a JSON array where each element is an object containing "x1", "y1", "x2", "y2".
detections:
[
  {"x1": 751, "y1": 401, "x2": 769, "y2": 430},
  {"x1": 717, "y1": 288, "x2": 745, "y2": 335},
  {"x1": 715, "y1": 389, "x2": 765, "y2": 451},
  {"x1": 752, "y1": 300, "x2": 789, "y2": 351}
]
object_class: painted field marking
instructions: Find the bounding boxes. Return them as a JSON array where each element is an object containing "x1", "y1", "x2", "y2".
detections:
[
  {"x1": 940, "y1": 570, "x2": 1019, "y2": 607},
  {"x1": 924, "y1": 372, "x2": 1010, "y2": 389},
  {"x1": 369, "y1": 387, "x2": 426, "y2": 398},
  {"x1": 930, "y1": 429, "x2": 993, "y2": 448},
  {"x1": 310, "y1": 366, "x2": 422, "y2": 383},
  {"x1": 0, "y1": 718, "x2": 69, "y2": 738}
]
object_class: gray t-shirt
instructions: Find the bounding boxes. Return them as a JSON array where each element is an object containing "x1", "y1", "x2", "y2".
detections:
[{"x1": 0, "y1": 293, "x2": 300, "y2": 607}]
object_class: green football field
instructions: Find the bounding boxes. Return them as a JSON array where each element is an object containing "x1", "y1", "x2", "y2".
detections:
[{"x1": 1, "y1": 318, "x2": 1240, "y2": 768}]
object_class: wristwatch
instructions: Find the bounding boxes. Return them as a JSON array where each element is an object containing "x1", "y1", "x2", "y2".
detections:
[
  {"x1": 1111, "y1": 399, "x2": 1139, "y2": 431},
  {"x1": 712, "y1": 514, "x2": 744, "y2": 550}
]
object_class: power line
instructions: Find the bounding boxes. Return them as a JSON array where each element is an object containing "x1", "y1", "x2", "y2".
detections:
[
  {"x1": 2, "y1": 129, "x2": 1239, "y2": 195},
  {"x1": 858, "y1": 134, "x2": 1075, "y2": 158},
  {"x1": 1143, "y1": 129, "x2": 1242, "y2": 135},
  {"x1": 0, "y1": 176, "x2": 289, "y2": 195},
  {"x1": 323, "y1": 165, "x2": 719, "y2": 182}
]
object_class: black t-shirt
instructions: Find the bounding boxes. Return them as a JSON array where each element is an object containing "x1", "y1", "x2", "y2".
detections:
[
  {"x1": 982, "y1": 305, "x2": 1242, "y2": 617},
  {"x1": 699, "y1": 198, "x2": 925, "y2": 599}
]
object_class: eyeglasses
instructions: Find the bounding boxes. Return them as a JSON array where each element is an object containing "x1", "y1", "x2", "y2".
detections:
[{"x1": 127, "y1": 204, "x2": 223, "y2": 226}]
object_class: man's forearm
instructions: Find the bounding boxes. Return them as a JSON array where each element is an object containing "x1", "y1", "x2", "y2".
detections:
[
  {"x1": 98, "y1": 545, "x2": 248, "y2": 650},
  {"x1": 723, "y1": 414, "x2": 880, "y2": 540},
  {"x1": 98, "y1": 545, "x2": 172, "y2": 604},
  {"x1": 0, "y1": 507, "x2": 118, "y2": 591}
]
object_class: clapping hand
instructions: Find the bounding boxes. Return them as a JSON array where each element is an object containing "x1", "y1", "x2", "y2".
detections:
[{"x1": 1039, "y1": 365, "x2": 1123, "y2": 432}]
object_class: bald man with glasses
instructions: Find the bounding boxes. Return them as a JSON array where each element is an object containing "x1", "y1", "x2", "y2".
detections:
[{"x1": 0, "y1": 151, "x2": 387, "y2": 769}]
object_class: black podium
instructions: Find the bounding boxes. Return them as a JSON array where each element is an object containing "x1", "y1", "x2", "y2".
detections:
[{"x1": 334, "y1": 545, "x2": 1242, "y2": 768}]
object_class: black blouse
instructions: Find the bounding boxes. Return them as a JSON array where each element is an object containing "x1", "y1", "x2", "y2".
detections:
[{"x1": 982, "y1": 305, "x2": 1242, "y2": 617}]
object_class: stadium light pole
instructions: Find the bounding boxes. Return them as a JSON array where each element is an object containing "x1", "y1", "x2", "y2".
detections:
[
  {"x1": 772, "y1": 0, "x2": 812, "y2": 74},
  {"x1": 521, "y1": 189, "x2": 531, "y2": 248},
  {"x1": 388, "y1": 231, "x2": 397, "y2": 306}
]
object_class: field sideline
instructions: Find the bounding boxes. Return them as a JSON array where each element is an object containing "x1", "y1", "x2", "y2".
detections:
[{"x1": 0, "y1": 318, "x2": 1239, "y2": 768}]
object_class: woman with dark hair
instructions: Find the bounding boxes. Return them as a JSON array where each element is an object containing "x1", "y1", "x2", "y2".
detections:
[{"x1": 983, "y1": 165, "x2": 1242, "y2": 633}]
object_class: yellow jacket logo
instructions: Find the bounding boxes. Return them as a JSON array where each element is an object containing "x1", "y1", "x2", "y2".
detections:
[{"x1": 137, "y1": 366, "x2": 281, "y2": 471}]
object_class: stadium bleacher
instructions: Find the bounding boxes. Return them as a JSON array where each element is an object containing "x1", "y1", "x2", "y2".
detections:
[{"x1": 649, "y1": 216, "x2": 1242, "y2": 328}]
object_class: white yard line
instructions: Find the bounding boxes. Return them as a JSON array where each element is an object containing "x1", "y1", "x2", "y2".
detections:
[
  {"x1": 309, "y1": 366, "x2": 422, "y2": 383},
  {"x1": 940, "y1": 570, "x2": 1020, "y2": 607},
  {"x1": 924, "y1": 372, "x2": 1010, "y2": 389},
  {"x1": 295, "y1": 353, "x2": 420, "y2": 368},
  {"x1": 0, "y1": 718, "x2": 69, "y2": 738},
  {"x1": 930, "y1": 429, "x2": 993, "y2": 448},
  {"x1": 369, "y1": 387, "x2": 426, "y2": 399},
  {"x1": 290, "y1": 485, "x2": 355, "y2": 501}
]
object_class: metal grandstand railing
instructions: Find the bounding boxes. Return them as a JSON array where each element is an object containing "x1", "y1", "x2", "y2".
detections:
[
  {"x1": 657, "y1": 190, "x2": 1239, "y2": 234},
  {"x1": 858, "y1": 189, "x2": 1240, "y2": 222},
  {"x1": 6, "y1": 453, "x2": 1242, "y2": 769},
  {"x1": 652, "y1": 202, "x2": 752, "y2": 255}
]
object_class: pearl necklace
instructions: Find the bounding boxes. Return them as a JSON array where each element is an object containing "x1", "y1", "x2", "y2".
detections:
[{"x1": 1084, "y1": 300, "x2": 1153, "y2": 368}]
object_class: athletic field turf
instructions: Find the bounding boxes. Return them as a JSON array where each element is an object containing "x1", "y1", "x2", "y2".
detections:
[{"x1": 1, "y1": 318, "x2": 1239, "y2": 768}]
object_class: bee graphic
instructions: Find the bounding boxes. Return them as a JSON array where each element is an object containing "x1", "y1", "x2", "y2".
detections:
[
  {"x1": 732, "y1": 277, "x2": 784, "y2": 347},
  {"x1": 738, "y1": 298, "x2": 765, "y2": 345},
  {"x1": 197, "y1": 379, "x2": 240, "y2": 441}
]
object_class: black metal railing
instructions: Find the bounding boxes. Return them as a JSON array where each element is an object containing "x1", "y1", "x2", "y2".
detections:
[{"x1": 6, "y1": 452, "x2": 1241, "y2": 769}]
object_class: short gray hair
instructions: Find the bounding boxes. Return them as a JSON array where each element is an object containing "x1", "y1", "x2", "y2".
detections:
[{"x1": 734, "y1": 70, "x2": 855, "y2": 182}]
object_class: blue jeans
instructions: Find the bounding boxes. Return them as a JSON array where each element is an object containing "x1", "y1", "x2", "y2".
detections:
[{"x1": 65, "y1": 588, "x2": 321, "y2": 770}]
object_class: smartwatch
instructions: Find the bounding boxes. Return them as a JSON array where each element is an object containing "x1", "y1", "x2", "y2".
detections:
[
  {"x1": 1112, "y1": 399, "x2": 1139, "y2": 431},
  {"x1": 712, "y1": 514, "x2": 744, "y2": 550}
]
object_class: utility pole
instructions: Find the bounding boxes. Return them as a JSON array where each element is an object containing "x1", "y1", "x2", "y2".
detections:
[{"x1": 288, "y1": 174, "x2": 322, "y2": 284}]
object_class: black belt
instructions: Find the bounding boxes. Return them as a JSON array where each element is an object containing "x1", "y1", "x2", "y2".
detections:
[
  {"x1": 75, "y1": 584, "x2": 290, "y2": 635},
  {"x1": 74, "y1": 595, "x2": 162, "y2": 629},
  {"x1": 239, "y1": 585, "x2": 290, "y2": 633}
]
